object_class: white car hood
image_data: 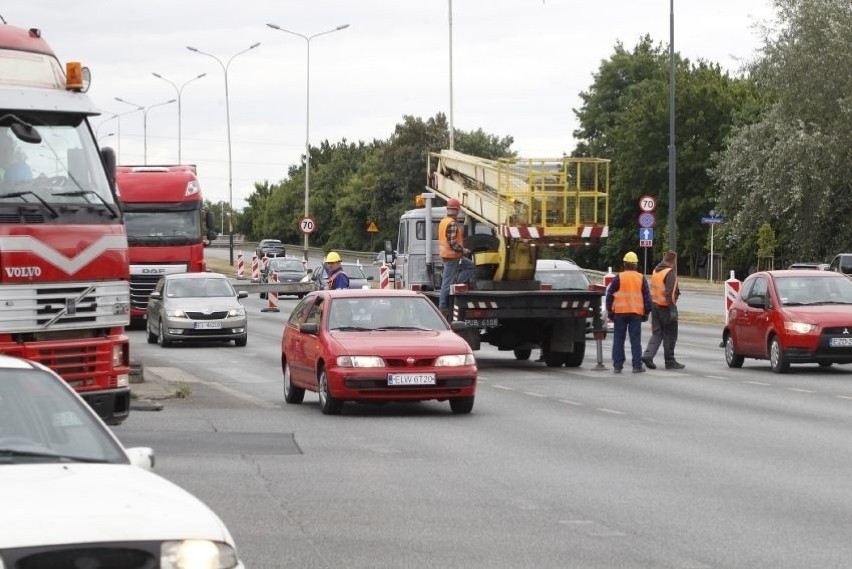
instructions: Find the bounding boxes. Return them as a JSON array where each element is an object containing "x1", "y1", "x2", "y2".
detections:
[{"x1": 0, "y1": 464, "x2": 233, "y2": 548}]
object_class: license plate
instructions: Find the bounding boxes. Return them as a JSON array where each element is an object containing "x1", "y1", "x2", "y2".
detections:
[
  {"x1": 829, "y1": 337, "x2": 852, "y2": 347},
  {"x1": 464, "y1": 318, "x2": 498, "y2": 328},
  {"x1": 387, "y1": 373, "x2": 436, "y2": 386},
  {"x1": 194, "y1": 321, "x2": 222, "y2": 329}
]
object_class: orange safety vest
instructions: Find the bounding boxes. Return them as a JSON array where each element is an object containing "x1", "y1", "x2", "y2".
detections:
[
  {"x1": 650, "y1": 266, "x2": 678, "y2": 306},
  {"x1": 438, "y1": 216, "x2": 463, "y2": 260},
  {"x1": 612, "y1": 271, "x2": 646, "y2": 315}
]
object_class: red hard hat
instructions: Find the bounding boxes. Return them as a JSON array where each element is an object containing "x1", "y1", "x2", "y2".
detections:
[{"x1": 447, "y1": 198, "x2": 460, "y2": 209}]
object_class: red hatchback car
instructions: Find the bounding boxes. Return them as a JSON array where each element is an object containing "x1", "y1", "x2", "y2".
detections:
[
  {"x1": 281, "y1": 289, "x2": 477, "y2": 415},
  {"x1": 723, "y1": 270, "x2": 852, "y2": 372}
]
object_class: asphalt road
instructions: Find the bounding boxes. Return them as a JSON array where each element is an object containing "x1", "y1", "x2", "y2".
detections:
[{"x1": 117, "y1": 291, "x2": 852, "y2": 569}]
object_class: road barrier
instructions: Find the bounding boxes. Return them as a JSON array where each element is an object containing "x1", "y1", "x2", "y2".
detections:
[
  {"x1": 724, "y1": 271, "x2": 740, "y2": 325},
  {"x1": 251, "y1": 254, "x2": 259, "y2": 282},
  {"x1": 261, "y1": 272, "x2": 280, "y2": 313},
  {"x1": 380, "y1": 263, "x2": 390, "y2": 289},
  {"x1": 236, "y1": 251, "x2": 245, "y2": 279}
]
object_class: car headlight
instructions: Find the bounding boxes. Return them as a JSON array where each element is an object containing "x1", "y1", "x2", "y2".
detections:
[
  {"x1": 435, "y1": 354, "x2": 476, "y2": 366},
  {"x1": 784, "y1": 321, "x2": 816, "y2": 334},
  {"x1": 161, "y1": 540, "x2": 239, "y2": 569},
  {"x1": 166, "y1": 309, "x2": 187, "y2": 318},
  {"x1": 337, "y1": 355, "x2": 385, "y2": 367},
  {"x1": 228, "y1": 307, "x2": 245, "y2": 317}
]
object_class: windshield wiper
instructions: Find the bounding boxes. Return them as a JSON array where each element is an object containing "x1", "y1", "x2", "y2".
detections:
[
  {"x1": 0, "y1": 448, "x2": 109, "y2": 463},
  {"x1": 53, "y1": 190, "x2": 119, "y2": 218},
  {"x1": 330, "y1": 326, "x2": 374, "y2": 332},
  {"x1": 374, "y1": 325, "x2": 432, "y2": 331},
  {"x1": 0, "y1": 190, "x2": 59, "y2": 218}
]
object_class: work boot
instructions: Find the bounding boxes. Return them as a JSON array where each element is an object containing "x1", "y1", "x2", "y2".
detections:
[
  {"x1": 641, "y1": 357, "x2": 656, "y2": 369},
  {"x1": 665, "y1": 361, "x2": 686, "y2": 370},
  {"x1": 632, "y1": 366, "x2": 646, "y2": 373}
]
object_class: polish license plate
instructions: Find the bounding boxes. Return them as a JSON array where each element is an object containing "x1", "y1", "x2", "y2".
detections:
[
  {"x1": 829, "y1": 337, "x2": 852, "y2": 347},
  {"x1": 194, "y1": 321, "x2": 222, "y2": 329},
  {"x1": 387, "y1": 373, "x2": 436, "y2": 386},
  {"x1": 464, "y1": 318, "x2": 498, "y2": 328}
]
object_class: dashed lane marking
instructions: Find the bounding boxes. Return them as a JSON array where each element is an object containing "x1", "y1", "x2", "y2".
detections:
[
  {"x1": 786, "y1": 387, "x2": 815, "y2": 393},
  {"x1": 523, "y1": 392, "x2": 547, "y2": 398},
  {"x1": 559, "y1": 399, "x2": 584, "y2": 406},
  {"x1": 744, "y1": 380, "x2": 771, "y2": 386},
  {"x1": 835, "y1": 395, "x2": 852, "y2": 401},
  {"x1": 596, "y1": 408, "x2": 625, "y2": 415},
  {"x1": 492, "y1": 384, "x2": 514, "y2": 391}
]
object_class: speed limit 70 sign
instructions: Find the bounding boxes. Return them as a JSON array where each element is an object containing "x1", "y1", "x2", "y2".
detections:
[
  {"x1": 299, "y1": 216, "x2": 316, "y2": 235},
  {"x1": 639, "y1": 195, "x2": 657, "y2": 212}
]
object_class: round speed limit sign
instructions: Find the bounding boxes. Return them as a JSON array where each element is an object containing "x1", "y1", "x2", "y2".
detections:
[
  {"x1": 299, "y1": 216, "x2": 316, "y2": 235},
  {"x1": 639, "y1": 195, "x2": 657, "y2": 212}
]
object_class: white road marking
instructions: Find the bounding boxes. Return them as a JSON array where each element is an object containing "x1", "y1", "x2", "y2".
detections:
[
  {"x1": 786, "y1": 387, "x2": 815, "y2": 393},
  {"x1": 523, "y1": 391, "x2": 547, "y2": 398},
  {"x1": 835, "y1": 395, "x2": 852, "y2": 401},
  {"x1": 744, "y1": 380, "x2": 771, "y2": 386},
  {"x1": 596, "y1": 408, "x2": 625, "y2": 415},
  {"x1": 559, "y1": 399, "x2": 584, "y2": 406},
  {"x1": 706, "y1": 375, "x2": 728, "y2": 380},
  {"x1": 492, "y1": 384, "x2": 514, "y2": 391}
]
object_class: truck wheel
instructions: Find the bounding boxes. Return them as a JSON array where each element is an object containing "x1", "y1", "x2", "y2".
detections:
[
  {"x1": 564, "y1": 342, "x2": 586, "y2": 367},
  {"x1": 449, "y1": 396, "x2": 474, "y2": 414},
  {"x1": 513, "y1": 349, "x2": 532, "y2": 361}
]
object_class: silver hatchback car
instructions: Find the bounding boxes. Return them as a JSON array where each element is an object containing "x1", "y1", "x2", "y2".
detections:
[{"x1": 146, "y1": 273, "x2": 249, "y2": 347}]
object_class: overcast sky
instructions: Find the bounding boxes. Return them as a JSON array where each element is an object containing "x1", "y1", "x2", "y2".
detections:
[{"x1": 9, "y1": 0, "x2": 775, "y2": 209}]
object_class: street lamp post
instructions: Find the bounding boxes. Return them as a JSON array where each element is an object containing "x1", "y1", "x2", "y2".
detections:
[
  {"x1": 187, "y1": 43, "x2": 261, "y2": 266},
  {"x1": 113, "y1": 98, "x2": 145, "y2": 163},
  {"x1": 141, "y1": 99, "x2": 176, "y2": 165},
  {"x1": 448, "y1": 0, "x2": 455, "y2": 150},
  {"x1": 152, "y1": 72, "x2": 207, "y2": 163},
  {"x1": 668, "y1": 0, "x2": 677, "y2": 252},
  {"x1": 267, "y1": 23, "x2": 349, "y2": 263}
]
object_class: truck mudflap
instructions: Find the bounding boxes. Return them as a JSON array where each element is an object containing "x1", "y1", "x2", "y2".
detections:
[{"x1": 81, "y1": 386, "x2": 131, "y2": 426}]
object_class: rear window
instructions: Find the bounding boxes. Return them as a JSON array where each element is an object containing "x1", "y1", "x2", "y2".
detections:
[{"x1": 535, "y1": 269, "x2": 590, "y2": 290}]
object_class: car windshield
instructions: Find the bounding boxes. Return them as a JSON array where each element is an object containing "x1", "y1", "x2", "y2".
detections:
[
  {"x1": 0, "y1": 369, "x2": 127, "y2": 465},
  {"x1": 167, "y1": 278, "x2": 234, "y2": 298},
  {"x1": 535, "y1": 269, "x2": 590, "y2": 290},
  {"x1": 328, "y1": 296, "x2": 447, "y2": 331},
  {"x1": 774, "y1": 275, "x2": 852, "y2": 305},
  {"x1": 271, "y1": 260, "x2": 305, "y2": 272},
  {"x1": 262, "y1": 240, "x2": 283, "y2": 248},
  {"x1": 340, "y1": 264, "x2": 368, "y2": 279}
]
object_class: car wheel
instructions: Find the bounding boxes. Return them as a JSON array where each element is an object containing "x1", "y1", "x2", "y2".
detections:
[
  {"x1": 283, "y1": 360, "x2": 305, "y2": 404},
  {"x1": 157, "y1": 320, "x2": 171, "y2": 347},
  {"x1": 317, "y1": 367, "x2": 343, "y2": 415},
  {"x1": 450, "y1": 396, "x2": 475, "y2": 414},
  {"x1": 769, "y1": 336, "x2": 789, "y2": 373},
  {"x1": 819, "y1": 362, "x2": 833, "y2": 368},
  {"x1": 235, "y1": 336, "x2": 247, "y2": 347},
  {"x1": 725, "y1": 334, "x2": 744, "y2": 368},
  {"x1": 260, "y1": 292, "x2": 267, "y2": 300},
  {"x1": 146, "y1": 321, "x2": 157, "y2": 344},
  {"x1": 564, "y1": 342, "x2": 586, "y2": 367},
  {"x1": 513, "y1": 349, "x2": 531, "y2": 361}
]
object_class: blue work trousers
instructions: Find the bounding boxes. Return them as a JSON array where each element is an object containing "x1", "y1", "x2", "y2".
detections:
[
  {"x1": 439, "y1": 257, "x2": 474, "y2": 309},
  {"x1": 612, "y1": 313, "x2": 643, "y2": 371}
]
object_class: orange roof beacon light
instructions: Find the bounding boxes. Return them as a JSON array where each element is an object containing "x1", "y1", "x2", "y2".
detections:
[{"x1": 65, "y1": 62, "x2": 91, "y2": 92}]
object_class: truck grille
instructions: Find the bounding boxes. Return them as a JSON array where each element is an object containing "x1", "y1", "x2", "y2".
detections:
[
  {"x1": 0, "y1": 281, "x2": 130, "y2": 333},
  {"x1": 130, "y1": 274, "x2": 162, "y2": 311},
  {"x1": 0, "y1": 338, "x2": 118, "y2": 390}
]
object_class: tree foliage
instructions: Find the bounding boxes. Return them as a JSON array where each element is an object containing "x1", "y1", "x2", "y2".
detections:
[{"x1": 712, "y1": 0, "x2": 852, "y2": 267}]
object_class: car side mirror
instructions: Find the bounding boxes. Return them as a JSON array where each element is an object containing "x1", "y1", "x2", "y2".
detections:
[
  {"x1": 450, "y1": 321, "x2": 468, "y2": 331},
  {"x1": 746, "y1": 296, "x2": 766, "y2": 309},
  {"x1": 300, "y1": 322, "x2": 319, "y2": 335},
  {"x1": 150, "y1": 291, "x2": 162, "y2": 300},
  {"x1": 366, "y1": 275, "x2": 374, "y2": 281},
  {"x1": 237, "y1": 291, "x2": 248, "y2": 299}
]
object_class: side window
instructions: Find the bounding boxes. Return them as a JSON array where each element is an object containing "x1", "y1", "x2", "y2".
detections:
[
  {"x1": 748, "y1": 277, "x2": 767, "y2": 300},
  {"x1": 305, "y1": 298, "x2": 324, "y2": 326},
  {"x1": 830, "y1": 256, "x2": 841, "y2": 273},
  {"x1": 397, "y1": 220, "x2": 408, "y2": 255},
  {"x1": 841, "y1": 256, "x2": 852, "y2": 275},
  {"x1": 738, "y1": 278, "x2": 754, "y2": 299},
  {"x1": 287, "y1": 296, "x2": 312, "y2": 327}
]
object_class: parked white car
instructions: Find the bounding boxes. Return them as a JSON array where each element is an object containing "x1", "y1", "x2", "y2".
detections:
[{"x1": 0, "y1": 355, "x2": 244, "y2": 568}]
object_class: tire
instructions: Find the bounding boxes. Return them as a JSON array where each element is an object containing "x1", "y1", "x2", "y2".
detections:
[
  {"x1": 235, "y1": 336, "x2": 247, "y2": 347},
  {"x1": 819, "y1": 362, "x2": 833, "y2": 368},
  {"x1": 450, "y1": 396, "x2": 475, "y2": 414},
  {"x1": 283, "y1": 360, "x2": 305, "y2": 404},
  {"x1": 725, "y1": 334, "x2": 744, "y2": 368},
  {"x1": 157, "y1": 320, "x2": 171, "y2": 347},
  {"x1": 260, "y1": 292, "x2": 267, "y2": 300},
  {"x1": 544, "y1": 350, "x2": 567, "y2": 367},
  {"x1": 146, "y1": 322, "x2": 157, "y2": 344},
  {"x1": 564, "y1": 341, "x2": 586, "y2": 367},
  {"x1": 317, "y1": 367, "x2": 343, "y2": 415},
  {"x1": 513, "y1": 349, "x2": 532, "y2": 361},
  {"x1": 769, "y1": 336, "x2": 789, "y2": 373}
]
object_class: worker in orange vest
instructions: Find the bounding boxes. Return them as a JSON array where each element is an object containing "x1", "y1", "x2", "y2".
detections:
[
  {"x1": 438, "y1": 198, "x2": 473, "y2": 313},
  {"x1": 323, "y1": 251, "x2": 350, "y2": 290},
  {"x1": 605, "y1": 251, "x2": 652, "y2": 373},
  {"x1": 642, "y1": 250, "x2": 685, "y2": 370}
]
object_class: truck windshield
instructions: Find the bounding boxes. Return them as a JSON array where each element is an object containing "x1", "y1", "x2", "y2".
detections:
[
  {"x1": 0, "y1": 113, "x2": 117, "y2": 219},
  {"x1": 123, "y1": 203, "x2": 202, "y2": 245}
]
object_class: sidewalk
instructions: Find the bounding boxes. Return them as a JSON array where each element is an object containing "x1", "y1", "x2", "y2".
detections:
[{"x1": 129, "y1": 362, "x2": 178, "y2": 411}]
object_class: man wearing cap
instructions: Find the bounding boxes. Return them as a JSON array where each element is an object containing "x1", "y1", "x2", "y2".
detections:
[
  {"x1": 642, "y1": 250, "x2": 685, "y2": 370},
  {"x1": 605, "y1": 252, "x2": 652, "y2": 373},
  {"x1": 323, "y1": 251, "x2": 350, "y2": 290},
  {"x1": 438, "y1": 198, "x2": 474, "y2": 314}
]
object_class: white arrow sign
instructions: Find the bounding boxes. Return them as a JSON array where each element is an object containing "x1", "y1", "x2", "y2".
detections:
[{"x1": 639, "y1": 228, "x2": 654, "y2": 241}]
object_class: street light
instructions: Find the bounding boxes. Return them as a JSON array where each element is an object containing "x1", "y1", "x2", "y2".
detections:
[
  {"x1": 141, "y1": 99, "x2": 176, "y2": 165},
  {"x1": 95, "y1": 114, "x2": 117, "y2": 140},
  {"x1": 98, "y1": 132, "x2": 115, "y2": 143},
  {"x1": 668, "y1": 0, "x2": 677, "y2": 252},
  {"x1": 113, "y1": 98, "x2": 145, "y2": 163},
  {"x1": 152, "y1": 72, "x2": 207, "y2": 163},
  {"x1": 448, "y1": 0, "x2": 455, "y2": 150},
  {"x1": 267, "y1": 22, "x2": 349, "y2": 263},
  {"x1": 187, "y1": 42, "x2": 261, "y2": 266}
]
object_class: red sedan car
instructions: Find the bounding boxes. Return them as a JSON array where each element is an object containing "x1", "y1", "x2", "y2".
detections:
[
  {"x1": 281, "y1": 289, "x2": 477, "y2": 415},
  {"x1": 723, "y1": 270, "x2": 852, "y2": 372}
]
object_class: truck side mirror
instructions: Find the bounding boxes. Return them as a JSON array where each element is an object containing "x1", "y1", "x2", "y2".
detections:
[{"x1": 206, "y1": 210, "x2": 215, "y2": 228}]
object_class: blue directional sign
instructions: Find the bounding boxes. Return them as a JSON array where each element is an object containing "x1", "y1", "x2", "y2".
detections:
[
  {"x1": 639, "y1": 227, "x2": 654, "y2": 241},
  {"x1": 701, "y1": 216, "x2": 725, "y2": 224}
]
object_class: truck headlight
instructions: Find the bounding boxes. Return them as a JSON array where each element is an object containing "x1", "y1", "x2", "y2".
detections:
[
  {"x1": 112, "y1": 344, "x2": 125, "y2": 367},
  {"x1": 435, "y1": 354, "x2": 476, "y2": 366},
  {"x1": 160, "y1": 540, "x2": 239, "y2": 569}
]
